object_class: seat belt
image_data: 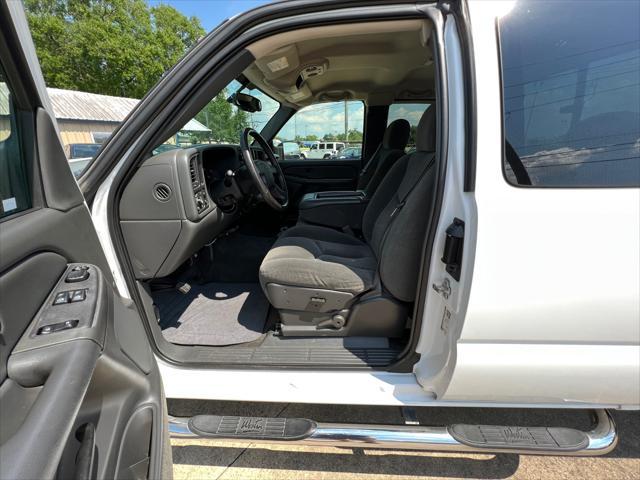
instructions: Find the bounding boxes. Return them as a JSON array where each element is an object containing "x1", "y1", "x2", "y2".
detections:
[
  {"x1": 377, "y1": 154, "x2": 435, "y2": 258},
  {"x1": 389, "y1": 155, "x2": 435, "y2": 219},
  {"x1": 359, "y1": 143, "x2": 382, "y2": 177}
]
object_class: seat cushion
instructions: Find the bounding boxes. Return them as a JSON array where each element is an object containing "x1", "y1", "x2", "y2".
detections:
[{"x1": 259, "y1": 225, "x2": 377, "y2": 295}]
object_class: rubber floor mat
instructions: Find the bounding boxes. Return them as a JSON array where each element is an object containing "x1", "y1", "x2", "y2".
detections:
[{"x1": 154, "y1": 283, "x2": 269, "y2": 346}]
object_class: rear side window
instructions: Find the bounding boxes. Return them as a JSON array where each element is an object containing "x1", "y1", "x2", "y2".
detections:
[
  {"x1": 388, "y1": 103, "x2": 431, "y2": 152},
  {"x1": 0, "y1": 64, "x2": 31, "y2": 218},
  {"x1": 499, "y1": 0, "x2": 640, "y2": 187}
]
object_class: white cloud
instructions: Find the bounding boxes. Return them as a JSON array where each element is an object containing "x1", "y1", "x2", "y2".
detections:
[
  {"x1": 278, "y1": 101, "x2": 365, "y2": 139},
  {"x1": 388, "y1": 104, "x2": 430, "y2": 126}
]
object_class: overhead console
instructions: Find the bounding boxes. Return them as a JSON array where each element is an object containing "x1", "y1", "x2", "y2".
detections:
[{"x1": 119, "y1": 148, "x2": 235, "y2": 280}]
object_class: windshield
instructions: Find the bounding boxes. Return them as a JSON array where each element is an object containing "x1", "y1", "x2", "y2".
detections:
[{"x1": 153, "y1": 79, "x2": 280, "y2": 152}]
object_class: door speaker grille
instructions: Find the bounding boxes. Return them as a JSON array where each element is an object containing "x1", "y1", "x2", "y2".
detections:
[{"x1": 153, "y1": 183, "x2": 172, "y2": 201}]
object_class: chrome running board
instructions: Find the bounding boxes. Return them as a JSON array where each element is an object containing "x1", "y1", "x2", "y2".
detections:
[{"x1": 169, "y1": 409, "x2": 617, "y2": 456}]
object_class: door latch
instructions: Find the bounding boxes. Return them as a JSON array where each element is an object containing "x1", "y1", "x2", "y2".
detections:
[
  {"x1": 441, "y1": 218, "x2": 465, "y2": 281},
  {"x1": 432, "y1": 278, "x2": 451, "y2": 299}
]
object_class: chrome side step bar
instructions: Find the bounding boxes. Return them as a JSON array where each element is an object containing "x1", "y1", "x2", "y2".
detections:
[{"x1": 169, "y1": 409, "x2": 617, "y2": 456}]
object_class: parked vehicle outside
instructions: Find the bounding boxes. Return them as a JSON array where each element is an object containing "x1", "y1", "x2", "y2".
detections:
[
  {"x1": 306, "y1": 141, "x2": 345, "y2": 159},
  {"x1": 66, "y1": 143, "x2": 102, "y2": 178},
  {"x1": 299, "y1": 140, "x2": 318, "y2": 158},
  {"x1": 68, "y1": 142, "x2": 101, "y2": 159},
  {"x1": 334, "y1": 145, "x2": 361, "y2": 160}
]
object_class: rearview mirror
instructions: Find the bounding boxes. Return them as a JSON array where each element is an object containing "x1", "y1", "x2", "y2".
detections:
[{"x1": 228, "y1": 92, "x2": 262, "y2": 113}]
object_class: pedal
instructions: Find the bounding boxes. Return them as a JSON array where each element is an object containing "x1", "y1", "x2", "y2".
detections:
[
  {"x1": 188, "y1": 415, "x2": 316, "y2": 440},
  {"x1": 176, "y1": 282, "x2": 191, "y2": 294}
]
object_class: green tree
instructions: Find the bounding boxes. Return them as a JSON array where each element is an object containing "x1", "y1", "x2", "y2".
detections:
[
  {"x1": 408, "y1": 125, "x2": 418, "y2": 147},
  {"x1": 336, "y1": 129, "x2": 363, "y2": 142},
  {"x1": 194, "y1": 89, "x2": 250, "y2": 143},
  {"x1": 24, "y1": 0, "x2": 204, "y2": 98}
]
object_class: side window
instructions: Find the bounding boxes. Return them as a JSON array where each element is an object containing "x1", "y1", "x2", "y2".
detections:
[
  {"x1": 0, "y1": 65, "x2": 31, "y2": 218},
  {"x1": 388, "y1": 103, "x2": 431, "y2": 152},
  {"x1": 499, "y1": 0, "x2": 640, "y2": 187},
  {"x1": 277, "y1": 101, "x2": 364, "y2": 159}
]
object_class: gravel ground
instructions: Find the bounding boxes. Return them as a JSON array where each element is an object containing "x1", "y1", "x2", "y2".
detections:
[{"x1": 169, "y1": 400, "x2": 639, "y2": 480}]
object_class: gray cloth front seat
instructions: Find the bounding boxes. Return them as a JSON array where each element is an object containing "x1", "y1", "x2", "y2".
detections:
[
  {"x1": 357, "y1": 118, "x2": 410, "y2": 196},
  {"x1": 259, "y1": 107, "x2": 437, "y2": 336}
]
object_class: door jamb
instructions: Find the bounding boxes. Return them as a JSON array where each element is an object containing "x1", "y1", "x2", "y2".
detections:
[{"x1": 93, "y1": 2, "x2": 452, "y2": 372}]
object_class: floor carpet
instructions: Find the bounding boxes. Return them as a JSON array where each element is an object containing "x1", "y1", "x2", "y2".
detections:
[{"x1": 154, "y1": 282, "x2": 269, "y2": 346}]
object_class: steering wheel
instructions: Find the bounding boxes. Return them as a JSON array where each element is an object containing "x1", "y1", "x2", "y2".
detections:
[{"x1": 240, "y1": 128, "x2": 289, "y2": 211}]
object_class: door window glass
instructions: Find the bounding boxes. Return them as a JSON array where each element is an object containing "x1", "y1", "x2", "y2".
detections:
[
  {"x1": 0, "y1": 65, "x2": 31, "y2": 218},
  {"x1": 277, "y1": 101, "x2": 364, "y2": 159},
  {"x1": 499, "y1": 0, "x2": 640, "y2": 187}
]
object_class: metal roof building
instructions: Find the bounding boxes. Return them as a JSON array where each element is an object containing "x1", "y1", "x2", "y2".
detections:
[
  {"x1": 0, "y1": 83, "x2": 10, "y2": 142},
  {"x1": 1, "y1": 86, "x2": 210, "y2": 154},
  {"x1": 48, "y1": 88, "x2": 140, "y2": 123}
]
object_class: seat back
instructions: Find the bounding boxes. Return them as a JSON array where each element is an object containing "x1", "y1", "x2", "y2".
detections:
[
  {"x1": 357, "y1": 119, "x2": 410, "y2": 195},
  {"x1": 362, "y1": 107, "x2": 437, "y2": 302}
]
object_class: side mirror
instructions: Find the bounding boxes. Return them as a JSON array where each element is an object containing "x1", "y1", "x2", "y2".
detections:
[{"x1": 228, "y1": 92, "x2": 262, "y2": 113}]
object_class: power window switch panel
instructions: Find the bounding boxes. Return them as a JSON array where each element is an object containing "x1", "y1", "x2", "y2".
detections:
[
  {"x1": 53, "y1": 291, "x2": 70, "y2": 305},
  {"x1": 70, "y1": 289, "x2": 86, "y2": 302}
]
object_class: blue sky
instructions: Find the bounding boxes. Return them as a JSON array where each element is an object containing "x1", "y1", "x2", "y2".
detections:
[{"x1": 148, "y1": 0, "x2": 273, "y2": 32}]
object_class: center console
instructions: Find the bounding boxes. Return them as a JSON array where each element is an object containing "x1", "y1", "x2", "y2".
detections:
[{"x1": 298, "y1": 190, "x2": 368, "y2": 230}]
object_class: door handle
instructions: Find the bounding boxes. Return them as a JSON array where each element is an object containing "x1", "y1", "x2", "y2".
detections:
[{"x1": 441, "y1": 218, "x2": 465, "y2": 281}]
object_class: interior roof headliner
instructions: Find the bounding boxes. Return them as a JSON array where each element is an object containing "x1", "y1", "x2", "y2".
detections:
[{"x1": 244, "y1": 19, "x2": 435, "y2": 109}]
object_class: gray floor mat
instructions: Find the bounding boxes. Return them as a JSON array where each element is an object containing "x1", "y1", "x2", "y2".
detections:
[{"x1": 154, "y1": 283, "x2": 269, "y2": 346}]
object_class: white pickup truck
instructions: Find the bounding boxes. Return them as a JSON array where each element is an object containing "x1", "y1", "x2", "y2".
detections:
[{"x1": 0, "y1": 0, "x2": 637, "y2": 477}]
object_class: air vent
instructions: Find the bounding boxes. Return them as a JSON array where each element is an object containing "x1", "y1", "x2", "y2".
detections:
[
  {"x1": 189, "y1": 156, "x2": 200, "y2": 188},
  {"x1": 153, "y1": 183, "x2": 172, "y2": 202}
]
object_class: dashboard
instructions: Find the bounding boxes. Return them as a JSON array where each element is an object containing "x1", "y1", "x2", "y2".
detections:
[{"x1": 119, "y1": 144, "x2": 266, "y2": 280}]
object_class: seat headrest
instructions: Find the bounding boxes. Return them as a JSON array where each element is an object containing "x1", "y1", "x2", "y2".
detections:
[
  {"x1": 416, "y1": 106, "x2": 436, "y2": 152},
  {"x1": 382, "y1": 119, "x2": 410, "y2": 150}
]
